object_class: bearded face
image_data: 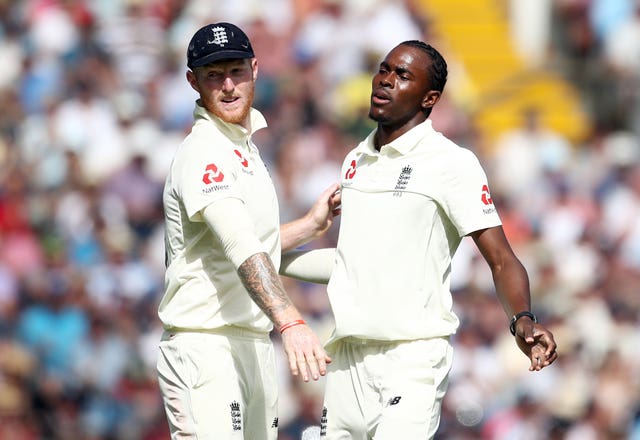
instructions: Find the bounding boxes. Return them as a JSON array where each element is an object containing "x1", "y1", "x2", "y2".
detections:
[{"x1": 188, "y1": 58, "x2": 258, "y2": 128}]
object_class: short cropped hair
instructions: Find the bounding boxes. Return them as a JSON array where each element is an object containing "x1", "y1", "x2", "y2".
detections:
[{"x1": 399, "y1": 40, "x2": 448, "y2": 93}]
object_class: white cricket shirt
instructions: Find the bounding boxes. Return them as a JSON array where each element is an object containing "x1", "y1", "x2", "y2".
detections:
[
  {"x1": 325, "y1": 119, "x2": 501, "y2": 345},
  {"x1": 159, "y1": 104, "x2": 279, "y2": 332}
]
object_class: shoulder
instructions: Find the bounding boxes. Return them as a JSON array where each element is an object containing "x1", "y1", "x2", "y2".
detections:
[
  {"x1": 421, "y1": 129, "x2": 482, "y2": 169},
  {"x1": 341, "y1": 137, "x2": 368, "y2": 168},
  {"x1": 171, "y1": 123, "x2": 235, "y2": 172}
]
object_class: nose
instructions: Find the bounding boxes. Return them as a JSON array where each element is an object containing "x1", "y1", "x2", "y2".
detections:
[
  {"x1": 222, "y1": 76, "x2": 234, "y2": 92},
  {"x1": 378, "y1": 72, "x2": 393, "y2": 87}
]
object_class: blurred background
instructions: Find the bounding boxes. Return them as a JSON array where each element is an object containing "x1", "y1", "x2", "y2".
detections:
[{"x1": 0, "y1": 0, "x2": 639, "y2": 438}]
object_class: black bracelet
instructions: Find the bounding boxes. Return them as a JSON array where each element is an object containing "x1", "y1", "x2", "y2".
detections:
[{"x1": 509, "y1": 311, "x2": 537, "y2": 336}]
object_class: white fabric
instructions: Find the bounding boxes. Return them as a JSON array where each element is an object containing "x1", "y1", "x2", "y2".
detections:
[
  {"x1": 157, "y1": 328, "x2": 278, "y2": 440},
  {"x1": 322, "y1": 337, "x2": 453, "y2": 440},
  {"x1": 325, "y1": 119, "x2": 502, "y2": 346},
  {"x1": 159, "y1": 103, "x2": 280, "y2": 332},
  {"x1": 279, "y1": 248, "x2": 336, "y2": 284},
  {"x1": 202, "y1": 198, "x2": 265, "y2": 269}
]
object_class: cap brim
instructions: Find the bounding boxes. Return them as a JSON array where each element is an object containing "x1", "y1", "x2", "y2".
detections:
[{"x1": 189, "y1": 50, "x2": 255, "y2": 68}]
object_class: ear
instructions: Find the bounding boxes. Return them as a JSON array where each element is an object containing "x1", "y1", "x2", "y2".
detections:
[
  {"x1": 251, "y1": 58, "x2": 258, "y2": 81},
  {"x1": 422, "y1": 90, "x2": 441, "y2": 112},
  {"x1": 186, "y1": 70, "x2": 199, "y2": 93}
]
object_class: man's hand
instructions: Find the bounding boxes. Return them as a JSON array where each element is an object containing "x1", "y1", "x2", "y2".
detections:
[
  {"x1": 281, "y1": 183, "x2": 341, "y2": 252},
  {"x1": 306, "y1": 183, "x2": 342, "y2": 238},
  {"x1": 514, "y1": 320, "x2": 558, "y2": 371},
  {"x1": 280, "y1": 323, "x2": 332, "y2": 382}
]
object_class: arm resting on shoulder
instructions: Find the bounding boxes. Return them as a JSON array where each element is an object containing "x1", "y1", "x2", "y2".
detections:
[
  {"x1": 202, "y1": 198, "x2": 264, "y2": 268},
  {"x1": 202, "y1": 199, "x2": 298, "y2": 325},
  {"x1": 280, "y1": 248, "x2": 336, "y2": 284},
  {"x1": 281, "y1": 183, "x2": 341, "y2": 252},
  {"x1": 203, "y1": 198, "x2": 332, "y2": 381}
]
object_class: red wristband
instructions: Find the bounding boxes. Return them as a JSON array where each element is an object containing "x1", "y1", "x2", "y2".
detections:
[{"x1": 279, "y1": 319, "x2": 306, "y2": 334}]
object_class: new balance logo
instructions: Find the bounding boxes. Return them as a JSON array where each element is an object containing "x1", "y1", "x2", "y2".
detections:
[{"x1": 388, "y1": 396, "x2": 402, "y2": 406}]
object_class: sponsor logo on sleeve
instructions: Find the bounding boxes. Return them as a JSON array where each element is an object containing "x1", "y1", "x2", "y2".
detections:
[
  {"x1": 345, "y1": 160, "x2": 357, "y2": 180},
  {"x1": 342, "y1": 159, "x2": 357, "y2": 188},
  {"x1": 234, "y1": 149, "x2": 249, "y2": 167},
  {"x1": 234, "y1": 149, "x2": 254, "y2": 175},
  {"x1": 481, "y1": 184, "x2": 496, "y2": 214},
  {"x1": 202, "y1": 163, "x2": 229, "y2": 193},
  {"x1": 203, "y1": 163, "x2": 224, "y2": 184}
]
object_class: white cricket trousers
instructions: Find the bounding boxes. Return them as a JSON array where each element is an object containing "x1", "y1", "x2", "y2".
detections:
[
  {"x1": 321, "y1": 336, "x2": 453, "y2": 440},
  {"x1": 157, "y1": 327, "x2": 279, "y2": 440}
]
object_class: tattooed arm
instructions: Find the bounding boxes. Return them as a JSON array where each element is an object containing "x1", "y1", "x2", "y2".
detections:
[
  {"x1": 237, "y1": 252, "x2": 299, "y2": 326},
  {"x1": 202, "y1": 200, "x2": 331, "y2": 381}
]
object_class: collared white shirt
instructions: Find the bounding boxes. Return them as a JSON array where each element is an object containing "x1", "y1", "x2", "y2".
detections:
[
  {"x1": 326, "y1": 119, "x2": 501, "y2": 345},
  {"x1": 159, "y1": 103, "x2": 279, "y2": 332}
]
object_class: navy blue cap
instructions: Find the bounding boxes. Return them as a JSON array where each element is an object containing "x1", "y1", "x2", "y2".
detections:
[{"x1": 187, "y1": 22, "x2": 255, "y2": 68}]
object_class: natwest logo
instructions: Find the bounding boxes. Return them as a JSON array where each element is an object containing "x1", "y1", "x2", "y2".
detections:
[
  {"x1": 345, "y1": 160, "x2": 357, "y2": 180},
  {"x1": 202, "y1": 163, "x2": 224, "y2": 184},
  {"x1": 481, "y1": 184, "x2": 493, "y2": 205},
  {"x1": 234, "y1": 149, "x2": 249, "y2": 167}
]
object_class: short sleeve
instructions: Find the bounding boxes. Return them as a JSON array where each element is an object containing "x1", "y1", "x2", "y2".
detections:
[
  {"x1": 177, "y1": 141, "x2": 242, "y2": 222},
  {"x1": 440, "y1": 149, "x2": 502, "y2": 236}
]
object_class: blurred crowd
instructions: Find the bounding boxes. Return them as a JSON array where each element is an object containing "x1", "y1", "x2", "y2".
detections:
[{"x1": 0, "y1": 0, "x2": 639, "y2": 439}]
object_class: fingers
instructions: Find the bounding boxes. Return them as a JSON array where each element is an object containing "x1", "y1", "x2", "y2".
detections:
[
  {"x1": 282, "y1": 326, "x2": 330, "y2": 382},
  {"x1": 287, "y1": 355, "x2": 299, "y2": 378},
  {"x1": 298, "y1": 355, "x2": 312, "y2": 382},
  {"x1": 286, "y1": 351, "x2": 312, "y2": 382},
  {"x1": 331, "y1": 188, "x2": 342, "y2": 206},
  {"x1": 321, "y1": 182, "x2": 340, "y2": 200},
  {"x1": 530, "y1": 354, "x2": 544, "y2": 371},
  {"x1": 533, "y1": 325, "x2": 559, "y2": 369},
  {"x1": 322, "y1": 183, "x2": 341, "y2": 211},
  {"x1": 528, "y1": 345, "x2": 546, "y2": 371},
  {"x1": 526, "y1": 336, "x2": 559, "y2": 371},
  {"x1": 530, "y1": 349, "x2": 558, "y2": 371},
  {"x1": 288, "y1": 348, "x2": 329, "y2": 382},
  {"x1": 515, "y1": 323, "x2": 559, "y2": 372},
  {"x1": 545, "y1": 349, "x2": 558, "y2": 366}
]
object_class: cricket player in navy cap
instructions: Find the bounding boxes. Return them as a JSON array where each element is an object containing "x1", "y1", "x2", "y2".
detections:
[{"x1": 156, "y1": 22, "x2": 341, "y2": 439}]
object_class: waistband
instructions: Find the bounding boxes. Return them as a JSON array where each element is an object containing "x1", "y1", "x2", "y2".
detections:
[
  {"x1": 162, "y1": 325, "x2": 271, "y2": 341},
  {"x1": 338, "y1": 335, "x2": 450, "y2": 346}
]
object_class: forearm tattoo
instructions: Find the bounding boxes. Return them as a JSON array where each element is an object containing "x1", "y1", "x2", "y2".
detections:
[{"x1": 237, "y1": 252, "x2": 292, "y2": 321}]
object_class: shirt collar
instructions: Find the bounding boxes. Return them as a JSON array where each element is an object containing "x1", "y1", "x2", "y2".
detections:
[
  {"x1": 355, "y1": 119, "x2": 436, "y2": 158},
  {"x1": 193, "y1": 102, "x2": 268, "y2": 142}
]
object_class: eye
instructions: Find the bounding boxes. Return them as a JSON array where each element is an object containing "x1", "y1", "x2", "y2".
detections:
[{"x1": 396, "y1": 69, "x2": 411, "y2": 81}]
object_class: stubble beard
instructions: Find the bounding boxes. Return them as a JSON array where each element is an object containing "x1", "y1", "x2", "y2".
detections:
[{"x1": 209, "y1": 86, "x2": 255, "y2": 126}]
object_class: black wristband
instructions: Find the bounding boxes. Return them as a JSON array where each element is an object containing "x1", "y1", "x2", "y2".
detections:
[{"x1": 509, "y1": 311, "x2": 537, "y2": 336}]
